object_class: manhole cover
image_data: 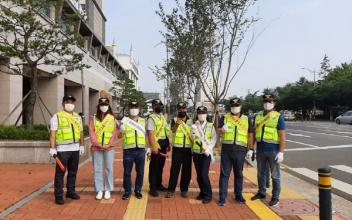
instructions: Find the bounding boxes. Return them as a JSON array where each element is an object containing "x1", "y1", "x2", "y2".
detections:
[{"x1": 270, "y1": 199, "x2": 318, "y2": 215}]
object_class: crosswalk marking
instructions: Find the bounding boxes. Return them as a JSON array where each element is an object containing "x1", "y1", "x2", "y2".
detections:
[
  {"x1": 285, "y1": 144, "x2": 352, "y2": 152},
  {"x1": 287, "y1": 129, "x2": 352, "y2": 139},
  {"x1": 289, "y1": 167, "x2": 352, "y2": 195},
  {"x1": 330, "y1": 165, "x2": 352, "y2": 175}
]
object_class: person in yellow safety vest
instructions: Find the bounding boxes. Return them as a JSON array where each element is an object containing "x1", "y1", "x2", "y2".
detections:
[
  {"x1": 190, "y1": 106, "x2": 217, "y2": 204},
  {"x1": 147, "y1": 99, "x2": 170, "y2": 197},
  {"x1": 89, "y1": 98, "x2": 119, "y2": 200},
  {"x1": 217, "y1": 98, "x2": 254, "y2": 206},
  {"x1": 249, "y1": 93, "x2": 286, "y2": 207},
  {"x1": 49, "y1": 95, "x2": 85, "y2": 205},
  {"x1": 165, "y1": 102, "x2": 193, "y2": 198},
  {"x1": 120, "y1": 101, "x2": 148, "y2": 200}
]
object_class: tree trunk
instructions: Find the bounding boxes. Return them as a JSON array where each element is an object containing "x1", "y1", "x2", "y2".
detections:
[{"x1": 24, "y1": 65, "x2": 38, "y2": 129}]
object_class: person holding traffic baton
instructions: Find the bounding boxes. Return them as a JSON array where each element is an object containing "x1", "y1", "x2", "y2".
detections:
[
  {"x1": 165, "y1": 102, "x2": 193, "y2": 198},
  {"x1": 190, "y1": 106, "x2": 217, "y2": 204},
  {"x1": 250, "y1": 93, "x2": 286, "y2": 207},
  {"x1": 218, "y1": 98, "x2": 254, "y2": 206},
  {"x1": 89, "y1": 97, "x2": 119, "y2": 200},
  {"x1": 120, "y1": 101, "x2": 148, "y2": 200},
  {"x1": 49, "y1": 95, "x2": 85, "y2": 205}
]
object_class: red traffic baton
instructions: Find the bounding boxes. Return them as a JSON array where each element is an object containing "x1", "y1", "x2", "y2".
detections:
[{"x1": 53, "y1": 155, "x2": 66, "y2": 172}]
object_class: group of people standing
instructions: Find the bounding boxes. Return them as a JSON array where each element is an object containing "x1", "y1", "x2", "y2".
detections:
[{"x1": 49, "y1": 92, "x2": 285, "y2": 208}]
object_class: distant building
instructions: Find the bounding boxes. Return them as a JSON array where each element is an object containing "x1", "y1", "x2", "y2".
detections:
[
  {"x1": 143, "y1": 92, "x2": 161, "y2": 101},
  {"x1": 117, "y1": 51, "x2": 139, "y2": 88}
]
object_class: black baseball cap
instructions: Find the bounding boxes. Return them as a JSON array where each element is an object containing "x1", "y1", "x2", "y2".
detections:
[
  {"x1": 62, "y1": 95, "x2": 76, "y2": 102},
  {"x1": 177, "y1": 102, "x2": 187, "y2": 109},
  {"x1": 98, "y1": 98, "x2": 109, "y2": 106},
  {"x1": 262, "y1": 93, "x2": 276, "y2": 102},
  {"x1": 152, "y1": 99, "x2": 163, "y2": 106},
  {"x1": 128, "y1": 101, "x2": 139, "y2": 108},
  {"x1": 229, "y1": 98, "x2": 241, "y2": 107},
  {"x1": 197, "y1": 106, "x2": 207, "y2": 113}
]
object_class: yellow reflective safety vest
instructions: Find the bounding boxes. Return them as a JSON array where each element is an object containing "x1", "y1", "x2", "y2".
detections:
[
  {"x1": 93, "y1": 114, "x2": 115, "y2": 147},
  {"x1": 254, "y1": 111, "x2": 280, "y2": 144},
  {"x1": 221, "y1": 113, "x2": 249, "y2": 147},
  {"x1": 122, "y1": 117, "x2": 146, "y2": 149},
  {"x1": 172, "y1": 117, "x2": 192, "y2": 148},
  {"x1": 149, "y1": 113, "x2": 168, "y2": 149},
  {"x1": 56, "y1": 111, "x2": 81, "y2": 145},
  {"x1": 192, "y1": 122, "x2": 214, "y2": 154}
]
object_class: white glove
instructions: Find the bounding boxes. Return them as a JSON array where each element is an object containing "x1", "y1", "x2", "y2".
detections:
[
  {"x1": 79, "y1": 146, "x2": 85, "y2": 155},
  {"x1": 246, "y1": 150, "x2": 253, "y2": 160},
  {"x1": 204, "y1": 148, "x2": 211, "y2": 156},
  {"x1": 275, "y1": 152, "x2": 284, "y2": 163},
  {"x1": 190, "y1": 131, "x2": 197, "y2": 139},
  {"x1": 222, "y1": 124, "x2": 229, "y2": 131},
  {"x1": 49, "y1": 148, "x2": 57, "y2": 157},
  {"x1": 146, "y1": 148, "x2": 151, "y2": 155}
]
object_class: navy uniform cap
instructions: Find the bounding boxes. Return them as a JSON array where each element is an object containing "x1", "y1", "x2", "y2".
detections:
[
  {"x1": 98, "y1": 98, "x2": 109, "y2": 105},
  {"x1": 262, "y1": 93, "x2": 276, "y2": 102},
  {"x1": 177, "y1": 102, "x2": 187, "y2": 109},
  {"x1": 197, "y1": 106, "x2": 207, "y2": 113},
  {"x1": 129, "y1": 101, "x2": 139, "y2": 108},
  {"x1": 152, "y1": 99, "x2": 163, "y2": 106},
  {"x1": 62, "y1": 95, "x2": 76, "y2": 102},
  {"x1": 229, "y1": 98, "x2": 241, "y2": 106}
]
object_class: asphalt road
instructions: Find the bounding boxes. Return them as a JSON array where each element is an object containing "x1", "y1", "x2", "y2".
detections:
[{"x1": 283, "y1": 121, "x2": 352, "y2": 201}]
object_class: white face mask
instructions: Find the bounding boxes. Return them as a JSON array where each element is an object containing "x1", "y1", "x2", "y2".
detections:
[
  {"x1": 231, "y1": 106, "x2": 241, "y2": 114},
  {"x1": 64, "y1": 103, "x2": 75, "y2": 112},
  {"x1": 264, "y1": 103, "x2": 275, "y2": 111},
  {"x1": 198, "y1": 114, "x2": 207, "y2": 122},
  {"x1": 99, "y1": 105, "x2": 109, "y2": 113},
  {"x1": 129, "y1": 108, "x2": 139, "y2": 116}
]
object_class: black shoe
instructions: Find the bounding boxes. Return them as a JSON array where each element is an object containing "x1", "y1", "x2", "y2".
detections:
[
  {"x1": 269, "y1": 198, "x2": 280, "y2": 207},
  {"x1": 149, "y1": 191, "x2": 159, "y2": 197},
  {"x1": 157, "y1": 185, "x2": 168, "y2": 192},
  {"x1": 66, "y1": 193, "x2": 80, "y2": 200},
  {"x1": 196, "y1": 194, "x2": 203, "y2": 200},
  {"x1": 165, "y1": 191, "x2": 174, "y2": 198},
  {"x1": 55, "y1": 197, "x2": 64, "y2": 205},
  {"x1": 122, "y1": 192, "x2": 131, "y2": 200},
  {"x1": 181, "y1": 191, "x2": 188, "y2": 198},
  {"x1": 202, "y1": 199, "x2": 212, "y2": 204},
  {"x1": 135, "y1": 192, "x2": 143, "y2": 199},
  {"x1": 235, "y1": 195, "x2": 246, "y2": 204},
  {"x1": 251, "y1": 193, "x2": 266, "y2": 201}
]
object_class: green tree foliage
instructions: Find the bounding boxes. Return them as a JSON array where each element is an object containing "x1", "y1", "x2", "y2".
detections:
[
  {"x1": 110, "y1": 73, "x2": 145, "y2": 116},
  {"x1": 0, "y1": 0, "x2": 87, "y2": 127}
]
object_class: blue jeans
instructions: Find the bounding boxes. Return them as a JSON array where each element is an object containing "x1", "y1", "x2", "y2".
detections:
[
  {"x1": 256, "y1": 150, "x2": 281, "y2": 198},
  {"x1": 93, "y1": 149, "x2": 115, "y2": 192},
  {"x1": 123, "y1": 148, "x2": 146, "y2": 194},
  {"x1": 219, "y1": 150, "x2": 246, "y2": 200}
]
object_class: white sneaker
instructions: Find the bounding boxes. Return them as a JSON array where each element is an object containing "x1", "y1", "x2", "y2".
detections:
[
  {"x1": 104, "y1": 191, "x2": 111, "y2": 200},
  {"x1": 96, "y1": 191, "x2": 103, "y2": 200}
]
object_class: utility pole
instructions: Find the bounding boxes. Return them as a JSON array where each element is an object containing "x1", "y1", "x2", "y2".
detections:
[{"x1": 302, "y1": 67, "x2": 316, "y2": 120}]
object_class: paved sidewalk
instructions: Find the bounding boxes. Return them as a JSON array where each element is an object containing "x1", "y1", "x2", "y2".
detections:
[{"x1": 1, "y1": 145, "x2": 351, "y2": 220}]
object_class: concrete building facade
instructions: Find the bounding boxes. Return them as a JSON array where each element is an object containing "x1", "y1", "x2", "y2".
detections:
[
  {"x1": 117, "y1": 53, "x2": 139, "y2": 89},
  {"x1": 0, "y1": 0, "x2": 126, "y2": 126}
]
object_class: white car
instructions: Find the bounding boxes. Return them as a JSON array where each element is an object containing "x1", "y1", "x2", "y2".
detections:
[{"x1": 335, "y1": 111, "x2": 352, "y2": 125}]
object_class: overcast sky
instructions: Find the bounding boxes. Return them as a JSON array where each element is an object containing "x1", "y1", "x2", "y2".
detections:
[{"x1": 104, "y1": 0, "x2": 352, "y2": 98}]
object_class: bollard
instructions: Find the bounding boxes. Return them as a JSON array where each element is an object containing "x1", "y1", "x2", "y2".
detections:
[{"x1": 318, "y1": 168, "x2": 332, "y2": 220}]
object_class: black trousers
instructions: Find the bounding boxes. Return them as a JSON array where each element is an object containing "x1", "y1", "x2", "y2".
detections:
[
  {"x1": 54, "y1": 151, "x2": 80, "y2": 199},
  {"x1": 149, "y1": 139, "x2": 169, "y2": 192},
  {"x1": 193, "y1": 153, "x2": 212, "y2": 200},
  {"x1": 167, "y1": 147, "x2": 192, "y2": 193}
]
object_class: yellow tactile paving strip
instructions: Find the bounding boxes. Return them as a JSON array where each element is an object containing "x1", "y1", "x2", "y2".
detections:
[
  {"x1": 122, "y1": 159, "x2": 150, "y2": 220},
  {"x1": 243, "y1": 193, "x2": 283, "y2": 220}
]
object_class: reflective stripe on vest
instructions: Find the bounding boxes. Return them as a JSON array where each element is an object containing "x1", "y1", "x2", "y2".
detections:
[
  {"x1": 94, "y1": 114, "x2": 115, "y2": 147},
  {"x1": 172, "y1": 117, "x2": 192, "y2": 148},
  {"x1": 221, "y1": 113, "x2": 249, "y2": 146},
  {"x1": 255, "y1": 111, "x2": 280, "y2": 144},
  {"x1": 192, "y1": 122, "x2": 213, "y2": 154},
  {"x1": 56, "y1": 111, "x2": 81, "y2": 145},
  {"x1": 123, "y1": 117, "x2": 146, "y2": 149},
  {"x1": 150, "y1": 114, "x2": 167, "y2": 149}
]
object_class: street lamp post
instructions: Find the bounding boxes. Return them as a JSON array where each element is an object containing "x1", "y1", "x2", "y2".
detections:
[{"x1": 302, "y1": 67, "x2": 316, "y2": 120}]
